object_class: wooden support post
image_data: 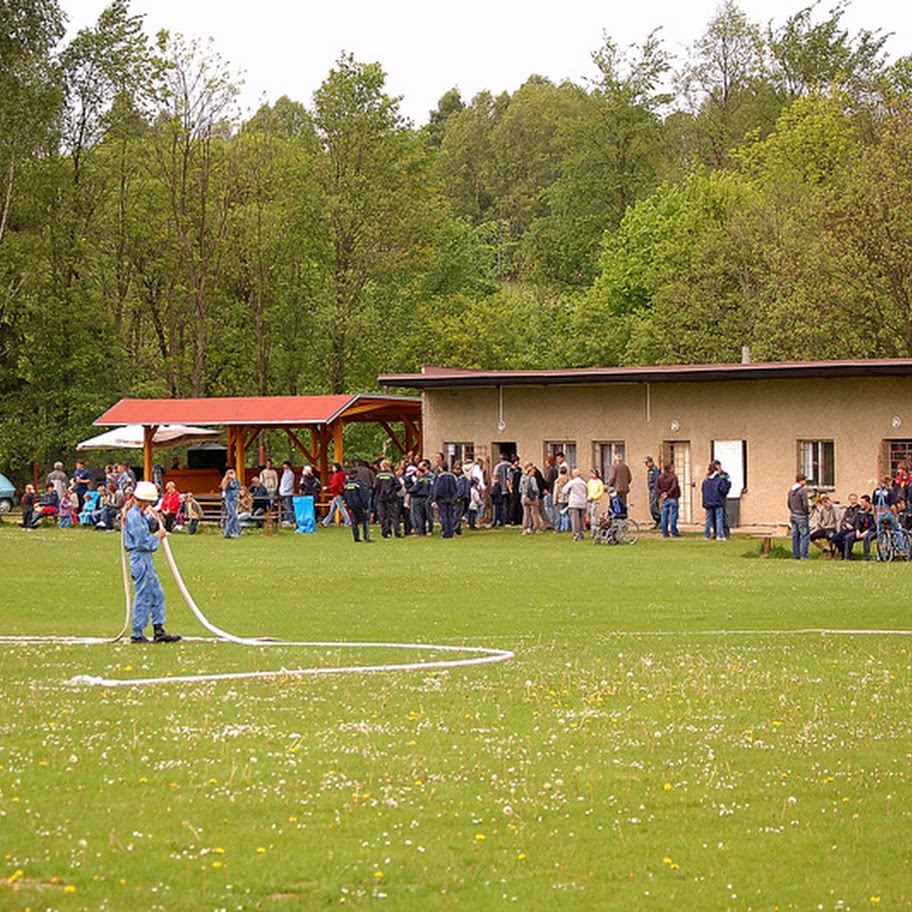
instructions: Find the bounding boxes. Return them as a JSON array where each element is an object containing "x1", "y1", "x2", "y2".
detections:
[{"x1": 143, "y1": 425, "x2": 157, "y2": 483}]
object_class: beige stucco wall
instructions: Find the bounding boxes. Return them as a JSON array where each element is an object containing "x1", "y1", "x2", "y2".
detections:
[{"x1": 420, "y1": 376, "x2": 912, "y2": 527}]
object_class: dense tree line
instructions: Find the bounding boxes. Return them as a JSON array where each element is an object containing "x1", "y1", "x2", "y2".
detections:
[{"x1": 1, "y1": 0, "x2": 911, "y2": 471}]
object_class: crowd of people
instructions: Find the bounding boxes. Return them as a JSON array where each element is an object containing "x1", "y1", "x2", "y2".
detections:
[
  {"x1": 22, "y1": 452, "x2": 912, "y2": 564},
  {"x1": 251, "y1": 450, "x2": 656, "y2": 543},
  {"x1": 18, "y1": 451, "x2": 655, "y2": 543},
  {"x1": 786, "y1": 470, "x2": 912, "y2": 561}
]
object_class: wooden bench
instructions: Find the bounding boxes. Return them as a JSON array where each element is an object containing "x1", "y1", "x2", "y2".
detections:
[{"x1": 750, "y1": 523, "x2": 791, "y2": 554}]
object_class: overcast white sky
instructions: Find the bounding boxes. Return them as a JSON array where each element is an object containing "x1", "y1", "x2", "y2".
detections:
[{"x1": 59, "y1": 0, "x2": 912, "y2": 125}]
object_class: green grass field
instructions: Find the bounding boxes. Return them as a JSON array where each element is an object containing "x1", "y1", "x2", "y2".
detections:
[{"x1": 0, "y1": 520, "x2": 909, "y2": 911}]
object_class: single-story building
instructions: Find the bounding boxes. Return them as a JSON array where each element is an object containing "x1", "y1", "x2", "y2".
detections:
[{"x1": 378, "y1": 359, "x2": 912, "y2": 528}]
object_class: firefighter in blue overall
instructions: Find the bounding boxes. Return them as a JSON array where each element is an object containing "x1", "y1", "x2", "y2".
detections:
[{"x1": 124, "y1": 481, "x2": 181, "y2": 644}]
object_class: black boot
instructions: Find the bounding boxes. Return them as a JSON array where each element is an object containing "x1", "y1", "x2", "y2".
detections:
[{"x1": 153, "y1": 625, "x2": 181, "y2": 643}]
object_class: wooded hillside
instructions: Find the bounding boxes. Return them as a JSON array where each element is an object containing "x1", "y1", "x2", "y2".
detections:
[{"x1": 2, "y1": 0, "x2": 910, "y2": 469}]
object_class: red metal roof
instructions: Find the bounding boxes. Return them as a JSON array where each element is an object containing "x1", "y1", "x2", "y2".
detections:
[
  {"x1": 378, "y1": 359, "x2": 912, "y2": 389},
  {"x1": 94, "y1": 394, "x2": 421, "y2": 427}
]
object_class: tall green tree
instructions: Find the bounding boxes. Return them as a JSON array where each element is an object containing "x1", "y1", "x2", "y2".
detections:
[
  {"x1": 677, "y1": 1, "x2": 779, "y2": 168},
  {"x1": 0, "y1": 0, "x2": 63, "y2": 397},
  {"x1": 223, "y1": 109, "x2": 324, "y2": 396},
  {"x1": 311, "y1": 54, "x2": 440, "y2": 393},
  {"x1": 769, "y1": 0, "x2": 890, "y2": 102},
  {"x1": 434, "y1": 89, "x2": 508, "y2": 227},
  {"x1": 525, "y1": 31, "x2": 672, "y2": 286},
  {"x1": 134, "y1": 30, "x2": 242, "y2": 397}
]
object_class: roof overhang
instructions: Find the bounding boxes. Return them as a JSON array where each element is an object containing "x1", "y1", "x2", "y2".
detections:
[
  {"x1": 94, "y1": 394, "x2": 422, "y2": 428},
  {"x1": 378, "y1": 360, "x2": 912, "y2": 390}
]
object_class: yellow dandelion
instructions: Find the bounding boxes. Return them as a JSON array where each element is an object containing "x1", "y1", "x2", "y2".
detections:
[
  {"x1": 63, "y1": 884, "x2": 76, "y2": 893},
  {"x1": 374, "y1": 870, "x2": 384, "y2": 880},
  {"x1": 256, "y1": 847, "x2": 267, "y2": 854},
  {"x1": 475, "y1": 834, "x2": 486, "y2": 841}
]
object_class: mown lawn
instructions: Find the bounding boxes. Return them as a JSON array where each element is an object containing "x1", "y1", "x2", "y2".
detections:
[{"x1": 0, "y1": 521, "x2": 909, "y2": 911}]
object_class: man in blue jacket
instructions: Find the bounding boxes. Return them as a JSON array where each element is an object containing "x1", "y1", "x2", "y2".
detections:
[{"x1": 702, "y1": 464, "x2": 726, "y2": 541}]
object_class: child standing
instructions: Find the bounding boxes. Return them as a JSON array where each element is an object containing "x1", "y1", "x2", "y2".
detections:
[{"x1": 58, "y1": 488, "x2": 76, "y2": 528}]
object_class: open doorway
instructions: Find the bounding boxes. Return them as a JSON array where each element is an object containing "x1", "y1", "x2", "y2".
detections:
[{"x1": 662, "y1": 440, "x2": 692, "y2": 522}]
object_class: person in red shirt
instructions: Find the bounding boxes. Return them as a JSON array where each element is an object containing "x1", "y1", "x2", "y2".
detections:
[
  {"x1": 160, "y1": 480, "x2": 182, "y2": 532},
  {"x1": 321, "y1": 462, "x2": 351, "y2": 527},
  {"x1": 656, "y1": 464, "x2": 682, "y2": 538}
]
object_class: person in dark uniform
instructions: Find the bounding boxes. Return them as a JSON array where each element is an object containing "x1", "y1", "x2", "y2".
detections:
[
  {"x1": 408, "y1": 461, "x2": 435, "y2": 535},
  {"x1": 453, "y1": 461, "x2": 471, "y2": 535},
  {"x1": 644, "y1": 456, "x2": 661, "y2": 528},
  {"x1": 374, "y1": 459, "x2": 399, "y2": 539},
  {"x1": 433, "y1": 462, "x2": 459, "y2": 539},
  {"x1": 342, "y1": 468, "x2": 372, "y2": 542}
]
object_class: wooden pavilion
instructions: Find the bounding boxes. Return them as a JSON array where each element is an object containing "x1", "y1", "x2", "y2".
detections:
[{"x1": 92, "y1": 394, "x2": 422, "y2": 491}]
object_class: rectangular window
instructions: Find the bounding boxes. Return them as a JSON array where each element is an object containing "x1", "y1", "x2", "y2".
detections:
[
  {"x1": 882, "y1": 439, "x2": 912, "y2": 478},
  {"x1": 444, "y1": 442, "x2": 474, "y2": 465},
  {"x1": 595, "y1": 441, "x2": 626, "y2": 481},
  {"x1": 798, "y1": 440, "x2": 834, "y2": 488},
  {"x1": 545, "y1": 441, "x2": 577, "y2": 469}
]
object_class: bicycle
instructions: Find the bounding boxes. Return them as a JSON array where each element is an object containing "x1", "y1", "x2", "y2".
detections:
[{"x1": 876, "y1": 523, "x2": 911, "y2": 562}]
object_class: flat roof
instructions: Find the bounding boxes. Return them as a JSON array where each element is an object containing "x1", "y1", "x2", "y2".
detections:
[
  {"x1": 378, "y1": 359, "x2": 912, "y2": 389},
  {"x1": 95, "y1": 394, "x2": 421, "y2": 427}
]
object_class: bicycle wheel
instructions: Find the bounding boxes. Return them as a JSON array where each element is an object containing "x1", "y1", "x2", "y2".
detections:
[
  {"x1": 614, "y1": 518, "x2": 640, "y2": 545},
  {"x1": 877, "y1": 528, "x2": 894, "y2": 562}
]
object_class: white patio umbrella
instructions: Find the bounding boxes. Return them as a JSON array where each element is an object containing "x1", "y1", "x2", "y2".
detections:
[{"x1": 76, "y1": 424, "x2": 220, "y2": 451}]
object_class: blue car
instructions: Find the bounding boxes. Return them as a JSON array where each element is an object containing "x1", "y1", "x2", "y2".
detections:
[{"x1": 0, "y1": 472, "x2": 18, "y2": 513}]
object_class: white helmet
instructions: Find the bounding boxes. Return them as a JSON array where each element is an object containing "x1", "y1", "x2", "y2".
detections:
[{"x1": 134, "y1": 481, "x2": 158, "y2": 502}]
